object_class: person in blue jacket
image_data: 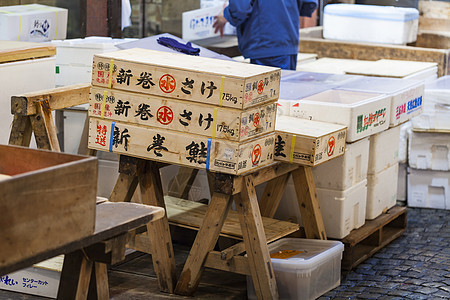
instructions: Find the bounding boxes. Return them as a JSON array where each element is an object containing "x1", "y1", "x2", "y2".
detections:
[{"x1": 213, "y1": 0, "x2": 318, "y2": 70}]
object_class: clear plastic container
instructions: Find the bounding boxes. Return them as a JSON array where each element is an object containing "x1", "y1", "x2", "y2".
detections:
[{"x1": 247, "y1": 238, "x2": 344, "y2": 300}]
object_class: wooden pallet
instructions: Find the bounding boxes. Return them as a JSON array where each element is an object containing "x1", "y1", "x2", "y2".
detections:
[{"x1": 340, "y1": 206, "x2": 407, "y2": 271}]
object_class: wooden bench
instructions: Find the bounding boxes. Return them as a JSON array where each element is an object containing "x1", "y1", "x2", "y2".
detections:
[{"x1": 0, "y1": 200, "x2": 164, "y2": 300}]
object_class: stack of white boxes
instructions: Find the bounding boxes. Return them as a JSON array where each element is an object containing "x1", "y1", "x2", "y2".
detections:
[
  {"x1": 335, "y1": 77, "x2": 424, "y2": 220},
  {"x1": 273, "y1": 73, "x2": 426, "y2": 239},
  {"x1": 408, "y1": 76, "x2": 450, "y2": 210}
]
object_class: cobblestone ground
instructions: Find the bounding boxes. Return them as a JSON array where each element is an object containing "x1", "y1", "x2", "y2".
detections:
[{"x1": 320, "y1": 207, "x2": 450, "y2": 299}]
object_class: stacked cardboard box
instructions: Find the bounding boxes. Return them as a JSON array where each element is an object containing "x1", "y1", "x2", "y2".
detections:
[{"x1": 88, "y1": 48, "x2": 280, "y2": 175}]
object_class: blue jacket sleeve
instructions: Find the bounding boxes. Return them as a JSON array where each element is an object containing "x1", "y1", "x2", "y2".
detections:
[{"x1": 223, "y1": 0, "x2": 254, "y2": 27}]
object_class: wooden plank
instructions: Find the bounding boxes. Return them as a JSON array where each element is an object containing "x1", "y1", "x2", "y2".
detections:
[
  {"x1": 416, "y1": 30, "x2": 450, "y2": 50},
  {"x1": 175, "y1": 192, "x2": 233, "y2": 296},
  {"x1": 86, "y1": 0, "x2": 108, "y2": 36},
  {"x1": 88, "y1": 117, "x2": 275, "y2": 175},
  {"x1": 299, "y1": 36, "x2": 450, "y2": 77},
  {"x1": 89, "y1": 86, "x2": 277, "y2": 142},
  {"x1": 344, "y1": 59, "x2": 438, "y2": 78},
  {"x1": 11, "y1": 83, "x2": 90, "y2": 116},
  {"x1": 90, "y1": 262, "x2": 109, "y2": 300},
  {"x1": 92, "y1": 48, "x2": 281, "y2": 109},
  {"x1": 138, "y1": 160, "x2": 177, "y2": 293},
  {"x1": 165, "y1": 196, "x2": 299, "y2": 242},
  {"x1": 419, "y1": 0, "x2": 450, "y2": 19},
  {"x1": 0, "y1": 201, "x2": 165, "y2": 276},
  {"x1": 213, "y1": 162, "x2": 299, "y2": 195},
  {"x1": 0, "y1": 41, "x2": 55, "y2": 64},
  {"x1": 235, "y1": 175, "x2": 278, "y2": 299},
  {"x1": 419, "y1": 16, "x2": 450, "y2": 33},
  {"x1": 109, "y1": 173, "x2": 139, "y2": 203},
  {"x1": 219, "y1": 242, "x2": 246, "y2": 261},
  {"x1": 341, "y1": 206, "x2": 407, "y2": 271},
  {"x1": 57, "y1": 250, "x2": 93, "y2": 300},
  {"x1": 167, "y1": 166, "x2": 199, "y2": 199},
  {"x1": 274, "y1": 116, "x2": 347, "y2": 166},
  {"x1": 30, "y1": 100, "x2": 61, "y2": 151},
  {"x1": 204, "y1": 251, "x2": 250, "y2": 275},
  {"x1": 8, "y1": 115, "x2": 32, "y2": 147},
  {"x1": 292, "y1": 166, "x2": 327, "y2": 240},
  {"x1": 259, "y1": 173, "x2": 290, "y2": 218}
]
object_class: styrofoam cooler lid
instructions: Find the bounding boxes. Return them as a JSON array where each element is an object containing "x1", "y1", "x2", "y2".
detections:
[
  {"x1": 324, "y1": 4, "x2": 419, "y2": 22},
  {"x1": 337, "y1": 76, "x2": 423, "y2": 94},
  {"x1": 425, "y1": 75, "x2": 450, "y2": 90},
  {"x1": 267, "y1": 238, "x2": 344, "y2": 271},
  {"x1": 281, "y1": 71, "x2": 358, "y2": 86},
  {"x1": 302, "y1": 89, "x2": 386, "y2": 105},
  {"x1": 279, "y1": 81, "x2": 333, "y2": 100}
]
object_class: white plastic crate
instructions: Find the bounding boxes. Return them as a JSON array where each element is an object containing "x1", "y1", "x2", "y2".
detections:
[
  {"x1": 247, "y1": 238, "x2": 344, "y2": 300},
  {"x1": 408, "y1": 168, "x2": 450, "y2": 210},
  {"x1": 398, "y1": 163, "x2": 408, "y2": 202},
  {"x1": 368, "y1": 125, "x2": 401, "y2": 175},
  {"x1": 316, "y1": 179, "x2": 367, "y2": 239},
  {"x1": 280, "y1": 71, "x2": 359, "y2": 86},
  {"x1": 398, "y1": 121, "x2": 411, "y2": 164},
  {"x1": 182, "y1": 5, "x2": 236, "y2": 42},
  {"x1": 0, "y1": 56, "x2": 56, "y2": 145},
  {"x1": 0, "y1": 256, "x2": 62, "y2": 298},
  {"x1": 0, "y1": 4, "x2": 67, "y2": 42},
  {"x1": 336, "y1": 77, "x2": 424, "y2": 127},
  {"x1": 366, "y1": 163, "x2": 399, "y2": 220},
  {"x1": 408, "y1": 131, "x2": 450, "y2": 171},
  {"x1": 289, "y1": 89, "x2": 391, "y2": 142},
  {"x1": 313, "y1": 137, "x2": 370, "y2": 190},
  {"x1": 323, "y1": 4, "x2": 419, "y2": 44}
]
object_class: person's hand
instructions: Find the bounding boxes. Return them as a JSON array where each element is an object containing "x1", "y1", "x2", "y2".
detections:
[{"x1": 213, "y1": 10, "x2": 228, "y2": 38}]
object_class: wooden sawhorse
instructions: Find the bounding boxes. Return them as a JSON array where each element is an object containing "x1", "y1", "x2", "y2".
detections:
[
  {"x1": 8, "y1": 84, "x2": 177, "y2": 295},
  {"x1": 112, "y1": 155, "x2": 327, "y2": 300}
]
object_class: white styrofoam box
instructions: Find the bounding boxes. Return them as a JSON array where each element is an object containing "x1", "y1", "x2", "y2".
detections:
[
  {"x1": 281, "y1": 71, "x2": 359, "y2": 87},
  {"x1": 62, "y1": 109, "x2": 87, "y2": 154},
  {"x1": 398, "y1": 163, "x2": 408, "y2": 201},
  {"x1": 298, "y1": 58, "x2": 374, "y2": 75},
  {"x1": 313, "y1": 137, "x2": 369, "y2": 190},
  {"x1": 366, "y1": 163, "x2": 399, "y2": 220},
  {"x1": 336, "y1": 77, "x2": 424, "y2": 127},
  {"x1": 408, "y1": 131, "x2": 450, "y2": 171},
  {"x1": 408, "y1": 168, "x2": 450, "y2": 210},
  {"x1": 398, "y1": 121, "x2": 411, "y2": 164},
  {"x1": 0, "y1": 56, "x2": 55, "y2": 145},
  {"x1": 276, "y1": 99, "x2": 291, "y2": 116},
  {"x1": 289, "y1": 89, "x2": 391, "y2": 142},
  {"x1": 201, "y1": 0, "x2": 227, "y2": 8},
  {"x1": 317, "y1": 180, "x2": 367, "y2": 239},
  {"x1": 97, "y1": 159, "x2": 120, "y2": 198},
  {"x1": 0, "y1": 4, "x2": 67, "y2": 42},
  {"x1": 323, "y1": 4, "x2": 419, "y2": 44},
  {"x1": 368, "y1": 125, "x2": 401, "y2": 175},
  {"x1": 412, "y1": 76, "x2": 450, "y2": 131},
  {"x1": 182, "y1": 5, "x2": 236, "y2": 42},
  {"x1": 50, "y1": 37, "x2": 131, "y2": 86},
  {"x1": 160, "y1": 165, "x2": 212, "y2": 202},
  {"x1": 0, "y1": 255, "x2": 62, "y2": 298},
  {"x1": 247, "y1": 238, "x2": 344, "y2": 300}
]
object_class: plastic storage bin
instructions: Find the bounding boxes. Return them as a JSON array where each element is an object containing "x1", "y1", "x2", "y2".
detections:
[
  {"x1": 337, "y1": 77, "x2": 424, "y2": 127},
  {"x1": 247, "y1": 238, "x2": 344, "y2": 300},
  {"x1": 323, "y1": 4, "x2": 419, "y2": 44}
]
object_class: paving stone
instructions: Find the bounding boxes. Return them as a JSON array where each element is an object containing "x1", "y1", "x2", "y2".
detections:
[
  {"x1": 404, "y1": 278, "x2": 426, "y2": 285},
  {"x1": 355, "y1": 293, "x2": 382, "y2": 299},
  {"x1": 408, "y1": 292, "x2": 434, "y2": 300},
  {"x1": 432, "y1": 290, "x2": 450, "y2": 298},
  {"x1": 387, "y1": 289, "x2": 413, "y2": 297},
  {"x1": 422, "y1": 281, "x2": 445, "y2": 288},
  {"x1": 415, "y1": 286, "x2": 442, "y2": 295},
  {"x1": 438, "y1": 285, "x2": 450, "y2": 293},
  {"x1": 376, "y1": 269, "x2": 402, "y2": 277}
]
